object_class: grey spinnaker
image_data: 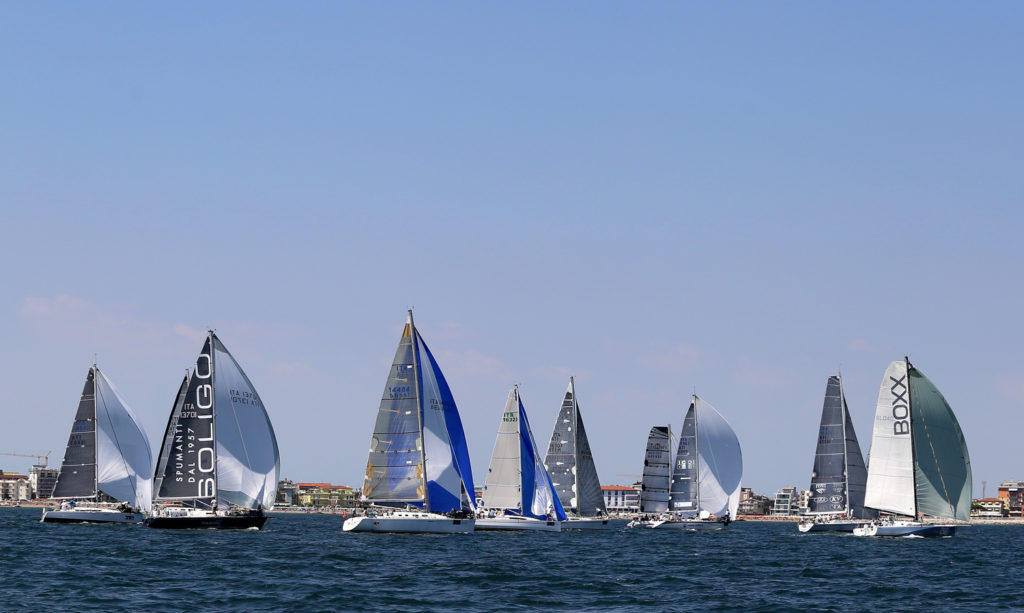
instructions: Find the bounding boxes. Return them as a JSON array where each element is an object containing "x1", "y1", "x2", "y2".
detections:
[{"x1": 639, "y1": 426, "x2": 671, "y2": 513}]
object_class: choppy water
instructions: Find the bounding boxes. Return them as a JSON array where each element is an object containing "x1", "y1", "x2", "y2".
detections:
[{"x1": 2, "y1": 508, "x2": 1021, "y2": 611}]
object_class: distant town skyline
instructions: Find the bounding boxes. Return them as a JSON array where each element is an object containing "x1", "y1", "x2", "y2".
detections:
[{"x1": 2, "y1": 4, "x2": 1023, "y2": 496}]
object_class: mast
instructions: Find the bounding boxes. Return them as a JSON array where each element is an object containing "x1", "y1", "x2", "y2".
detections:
[
  {"x1": 570, "y1": 376, "x2": 580, "y2": 512},
  {"x1": 92, "y1": 365, "x2": 99, "y2": 499},
  {"x1": 906, "y1": 356, "x2": 919, "y2": 520},
  {"x1": 208, "y1": 331, "x2": 218, "y2": 509},
  {"x1": 408, "y1": 310, "x2": 429, "y2": 512},
  {"x1": 693, "y1": 395, "x2": 701, "y2": 514}
]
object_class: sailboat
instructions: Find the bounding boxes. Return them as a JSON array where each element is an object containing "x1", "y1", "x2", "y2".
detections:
[
  {"x1": 42, "y1": 366, "x2": 153, "y2": 524},
  {"x1": 853, "y1": 358, "x2": 972, "y2": 537},
  {"x1": 543, "y1": 377, "x2": 609, "y2": 529},
  {"x1": 797, "y1": 375, "x2": 875, "y2": 533},
  {"x1": 629, "y1": 396, "x2": 742, "y2": 530},
  {"x1": 477, "y1": 386, "x2": 567, "y2": 531},
  {"x1": 146, "y1": 331, "x2": 280, "y2": 529},
  {"x1": 343, "y1": 312, "x2": 476, "y2": 533}
]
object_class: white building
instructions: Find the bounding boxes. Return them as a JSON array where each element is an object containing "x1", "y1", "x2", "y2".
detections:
[
  {"x1": 29, "y1": 465, "x2": 58, "y2": 499},
  {"x1": 602, "y1": 485, "x2": 640, "y2": 513},
  {"x1": 0, "y1": 472, "x2": 32, "y2": 501}
]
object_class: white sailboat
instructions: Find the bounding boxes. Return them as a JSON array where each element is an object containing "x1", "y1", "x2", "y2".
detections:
[
  {"x1": 797, "y1": 375, "x2": 875, "y2": 533},
  {"x1": 146, "y1": 331, "x2": 280, "y2": 529},
  {"x1": 477, "y1": 386, "x2": 567, "y2": 532},
  {"x1": 343, "y1": 312, "x2": 476, "y2": 534},
  {"x1": 853, "y1": 358, "x2": 972, "y2": 537},
  {"x1": 42, "y1": 366, "x2": 153, "y2": 524},
  {"x1": 543, "y1": 377, "x2": 610, "y2": 530},
  {"x1": 629, "y1": 396, "x2": 742, "y2": 530}
]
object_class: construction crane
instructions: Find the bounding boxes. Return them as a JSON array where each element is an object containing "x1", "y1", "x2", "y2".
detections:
[{"x1": 0, "y1": 451, "x2": 52, "y2": 467}]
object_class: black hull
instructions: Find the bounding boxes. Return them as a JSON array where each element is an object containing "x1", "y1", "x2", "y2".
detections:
[{"x1": 146, "y1": 513, "x2": 268, "y2": 530}]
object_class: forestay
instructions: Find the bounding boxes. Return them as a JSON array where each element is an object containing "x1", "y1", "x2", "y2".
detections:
[{"x1": 639, "y1": 426, "x2": 671, "y2": 513}]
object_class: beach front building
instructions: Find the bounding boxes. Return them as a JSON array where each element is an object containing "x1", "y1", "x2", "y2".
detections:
[
  {"x1": 602, "y1": 485, "x2": 640, "y2": 513},
  {"x1": 276, "y1": 479, "x2": 298, "y2": 506},
  {"x1": 972, "y1": 497, "x2": 1007, "y2": 517},
  {"x1": 0, "y1": 472, "x2": 31, "y2": 501},
  {"x1": 738, "y1": 487, "x2": 772, "y2": 516},
  {"x1": 296, "y1": 483, "x2": 356, "y2": 508},
  {"x1": 28, "y1": 465, "x2": 58, "y2": 499},
  {"x1": 773, "y1": 487, "x2": 797, "y2": 516},
  {"x1": 998, "y1": 481, "x2": 1024, "y2": 516}
]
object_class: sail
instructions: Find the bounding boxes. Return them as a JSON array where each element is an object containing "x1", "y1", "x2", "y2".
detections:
[
  {"x1": 544, "y1": 384, "x2": 578, "y2": 512},
  {"x1": 864, "y1": 361, "x2": 916, "y2": 517},
  {"x1": 909, "y1": 364, "x2": 972, "y2": 522},
  {"x1": 572, "y1": 393, "x2": 606, "y2": 517},
  {"x1": 842, "y1": 385, "x2": 872, "y2": 519},
  {"x1": 482, "y1": 389, "x2": 525, "y2": 512},
  {"x1": 363, "y1": 321, "x2": 425, "y2": 504},
  {"x1": 639, "y1": 425, "x2": 671, "y2": 513},
  {"x1": 807, "y1": 376, "x2": 855, "y2": 515},
  {"x1": 518, "y1": 392, "x2": 566, "y2": 520},
  {"x1": 93, "y1": 369, "x2": 153, "y2": 510},
  {"x1": 152, "y1": 375, "x2": 189, "y2": 502},
  {"x1": 669, "y1": 402, "x2": 698, "y2": 513},
  {"x1": 51, "y1": 369, "x2": 98, "y2": 499},
  {"x1": 545, "y1": 379, "x2": 606, "y2": 518},
  {"x1": 212, "y1": 334, "x2": 280, "y2": 510},
  {"x1": 157, "y1": 337, "x2": 217, "y2": 506},
  {"x1": 693, "y1": 397, "x2": 742, "y2": 518},
  {"x1": 416, "y1": 329, "x2": 475, "y2": 513}
]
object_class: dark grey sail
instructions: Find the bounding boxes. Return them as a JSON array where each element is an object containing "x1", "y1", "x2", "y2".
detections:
[
  {"x1": 669, "y1": 401, "x2": 699, "y2": 514},
  {"x1": 544, "y1": 378, "x2": 606, "y2": 517},
  {"x1": 152, "y1": 375, "x2": 190, "y2": 500},
  {"x1": 807, "y1": 375, "x2": 871, "y2": 518},
  {"x1": 51, "y1": 369, "x2": 98, "y2": 499},
  {"x1": 156, "y1": 336, "x2": 217, "y2": 507},
  {"x1": 639, "y1": 425, "x2": 672, "y2": 513}
]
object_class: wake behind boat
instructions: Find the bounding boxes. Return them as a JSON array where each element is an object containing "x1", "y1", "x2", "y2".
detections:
[
  {"x1": 343, "y1": 312, "x2": 476, "y2": 534},
  {"x1": 852, "y1": 358, "x2": 971, "y2": 538},
  {"x1": 476, "y1": 386, "x2": 566, "y2": 532},
  {"x1": 146, "y1": 331, "x2": 280, "y2": 530},
  {"x1": 797, "y1": 375, "x2": 875, "y2": 534},
  {"x1": 42, "y1": 365, "x2": 152, "y2": 525},
  {"x1": 628, "y1": 396, "x2": 742, "y2": 530},
  {"x1": 543, "y1": 377, "x2": 609, "y2": 530}
]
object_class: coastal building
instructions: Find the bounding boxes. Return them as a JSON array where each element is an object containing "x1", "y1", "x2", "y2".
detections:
[
  {"x1": 602, "y1": 485, "x2": 640, "y2": 513},
  {"x1": 773, "y1": 487, "x2": 797, "y2": 516},
  {"x1": 972, "y1": 497, "x2": 1006, "y2": 518},
  {"x1": 29, "y1": 465, "x2": 58, "y2": 499},
  {"x1": 276, "y1": 479, "x2": 298, "y2": 506},
  {"x1": 296, "y1": 483, "x2": 356, "y2": 508},
  {"x1": 998, "y1": 481, "x2": 1024, "y2": 516},
  {"x1": 737, "y1": 487, "x2": 772, "y2": 516},
  {"x1": 0, "y1": 472, "x2": 31, "y2": 501}
]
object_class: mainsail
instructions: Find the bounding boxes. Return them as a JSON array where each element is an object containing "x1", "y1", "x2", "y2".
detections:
[
  {"x1": 153, "y1": 332, "x2": 280, "y2": 510},
  {"x1": 667, "y1": 396, "x2": 742, "y2": 518},
  {"x1": 361, "y1": 312, "x2": 475, "y2": 513},
  {"x1": 864, "y1": 359, "x2": 972, "y2": 521},
  {"x1": 639, "y1": 425, "x2": 672, "y2": 513},
  {"x1": 482, "y1": 387, "x2": 566, "y2": 520},
  {"x1": 52, "y1": 367, "x2": 153, "y2": 510},
  {"x1": 544, "y1": 378, "x2": 607, "y2": 518},
  {"x1": 807, "y1": 376, "x2": 870, "y2": 518}
]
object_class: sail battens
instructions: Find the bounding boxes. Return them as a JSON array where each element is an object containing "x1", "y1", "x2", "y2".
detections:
[{"x1": 639, "y1": 426, "x2": 672, "y2": 513}]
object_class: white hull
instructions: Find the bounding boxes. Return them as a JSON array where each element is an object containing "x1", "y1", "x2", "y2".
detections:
[
  {"x1": 853, "y1": 520, "x2": 958, "y2": 537},
  {"x1": 475, "y1": 516, "x2": 561, "y2": 532},
  {"x1": 797, "y1": 519, "x2": 869, "y2": 533},
  {"x1": 563, "y1": 517, "x2": 611, "y2": 530},
  {"x1": 41, "y1": 507, "x2": 144, "y2": 524},
  {"x1": 628, "y1": 518, "x2": 726, "y2": 530},
  {"x1": 343, "y1": 512, "x2": 474, "y2": 534}
]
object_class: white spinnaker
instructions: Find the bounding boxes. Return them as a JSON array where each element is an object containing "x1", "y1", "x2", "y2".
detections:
[
  {"x1": 213, "y1": 341, "x2": 280, "y2": 510},
  {"x1": 864, "y1": 361, "x2": 916, "y2": 517},
  {"x1": 481, "y1": 389, "x2": 523, "y2": 511},
  {"x1": 94, "y1": 370, "x2": 153, "y2": 510},
  {"x1": 694, "y1": 397, "x2": 743, "y2": 518}
]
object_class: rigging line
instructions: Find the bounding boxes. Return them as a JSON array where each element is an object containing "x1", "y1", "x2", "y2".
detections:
[{"x1": 95, "y1": 372, "x2": 139, "y2": 504}]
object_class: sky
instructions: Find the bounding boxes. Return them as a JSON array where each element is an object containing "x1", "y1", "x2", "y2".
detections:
[{"x1": 1, "y1": 3, "x2": 1022, "y2": 499}]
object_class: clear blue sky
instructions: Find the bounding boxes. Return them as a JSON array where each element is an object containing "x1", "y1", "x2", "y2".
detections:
[{"x1": 2, "y1": 3, "x2": 1022, "y2": 498}]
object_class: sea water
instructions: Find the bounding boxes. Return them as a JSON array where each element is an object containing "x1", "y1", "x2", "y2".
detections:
[{"x1": 2, "y1": 508, "x2": 1021, "y2": 611}]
